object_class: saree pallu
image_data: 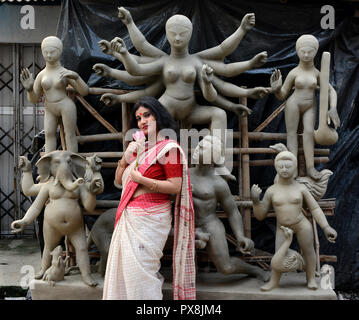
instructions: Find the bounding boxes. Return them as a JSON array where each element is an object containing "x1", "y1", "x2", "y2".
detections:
[{"x1": 103, "y1": 139, "x2": 196, "y2": 300}]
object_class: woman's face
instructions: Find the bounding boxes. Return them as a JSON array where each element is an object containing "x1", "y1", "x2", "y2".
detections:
[
  {"x1": 42, "y1": 46, "x2": 62, "y2": 63},
  {"x1": 166, "y1": 24, "x2": 192, "y2": 50},
  {"x1": 135, "y1": 106, "x2": 157, "y2": 137},
  {"x1": 297, "y1": 46, "x2": 317, "y2": 62},
  {"x1": 275, "y1": 159, "x2": 296, "y2": 178}
]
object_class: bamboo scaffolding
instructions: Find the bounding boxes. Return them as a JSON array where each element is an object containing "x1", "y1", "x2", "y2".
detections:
[
  {"x1": 254, "y1": 102, "x2": 286, "y2": 132},
  {"x1": 240, "y1": 97, "x2": 252, "y2": 239},
  {"x1": 75, "y1": 94, "x2": 118, "y2": 133},
  {"x1": 77, "y1": 132, "x2": 123, "y2": 144},
  {"x1": 249, "y1": 157, "x2": 329, "y2": 167}
]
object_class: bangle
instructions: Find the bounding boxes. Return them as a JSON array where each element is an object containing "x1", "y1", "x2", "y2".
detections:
[
  {"x1": 150, "y1": 179, "x2": 158, "y2": 192},
  {"x1": 118, "y1": 159, "x2": 127, "y2": 168}
]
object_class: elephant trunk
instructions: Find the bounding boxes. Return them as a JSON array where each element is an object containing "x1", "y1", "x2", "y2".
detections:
[{"x1": 56, "y1": 163, "x2": 82, "y2": 191}]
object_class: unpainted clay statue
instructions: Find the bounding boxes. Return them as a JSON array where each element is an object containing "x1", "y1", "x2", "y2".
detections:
[
  {"x1": 12, "y1": 151, "x2": 104, "y2": 287},
  {"x1": 268, "y1": 226, "x2": 305, "y2": 289},
  {"x1": 87, "y1": 208, "x2": 116, "y2": 277},
  {"x1": 20, "y1": 36, "x2": 89, "y2": 153},
  {"x1": 94, "y1": 7, "x2": 269, "y2": 137},
  {"x1": 42, "y1": 245, "x2": 69, "y2": 286},
  {"x1": 190, "y1": 136, "x2": 269, "y2": 281},
  {"x1": 270, "y1": 35, "x2": 340, "y2": 180},
  {"x1": 250, "y1": 149, "x2": 337, "y2": 291},
  {"x1": 269, "y1": 143, "x2": 334, "y2": 201}
]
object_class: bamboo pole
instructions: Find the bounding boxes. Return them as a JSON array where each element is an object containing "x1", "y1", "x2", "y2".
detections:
[
  {"x1": 230, "y1": 147, "x2": 329, "y2": 155},
  {"x1": 75, "y1": 94, "x2": 118, "y2": 133},
  {"x1": 254, "y1": 102, "x2": 286, "y2": 132},
  {"x1": 78, "y1": 152, "x2": 123, "y2": 158},
  {"x1": 59, "y1": 119, "x2": 67, "y2": 151},
  {"x1": 249, "y1": 157, "x2": 329, "y2": 166},
  {"x1": 77, "y1": 132, "x2": 123, "y2": 144},
  {"x1": 40, "y1": 151, "x2": 123, "y2": 158},
  {"x1": 240, "y1": 96, "x2": 251, "y2": 238},
  {"x1": 313, "y1": 219, "x2": 321, "y2": 274},
  {"x1": 88, "y1": 87, "x2": 129, "y2": 95},
  {"x1": 122, "y1": 102, "x2": 131, "y2": 149}
]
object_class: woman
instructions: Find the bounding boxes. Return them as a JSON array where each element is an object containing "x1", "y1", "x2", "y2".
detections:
[
  {"x1": 103, "y1": 96, "x2": 196, "y2": 300},
  {"x1": 20, "y1": 36, "x2": 89, "y2": 153},
  {"x1": 270, "y1": 35, "x2": 340, "y2": 180}
]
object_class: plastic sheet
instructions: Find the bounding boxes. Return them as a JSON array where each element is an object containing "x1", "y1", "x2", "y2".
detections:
[{"x1": 56, "y1": 0, "x2": 358, "y2": 290}]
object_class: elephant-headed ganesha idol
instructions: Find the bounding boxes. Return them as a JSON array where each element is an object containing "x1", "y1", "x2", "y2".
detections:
[{"x1": 12, "y1": 151, "x2": 104, "y2": 287}]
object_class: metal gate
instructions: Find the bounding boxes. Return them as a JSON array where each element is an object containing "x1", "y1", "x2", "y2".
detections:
[{"x1": 0, "y1": 43, "x2": 44, "y2": 238}]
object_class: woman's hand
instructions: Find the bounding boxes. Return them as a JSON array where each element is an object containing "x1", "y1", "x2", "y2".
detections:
[
  {"x1": 130, "y1": 167, "x2": 143, "y2": 184},
  {"x1": 123, "y1": 141, "x2": 142, "y2": 163}
]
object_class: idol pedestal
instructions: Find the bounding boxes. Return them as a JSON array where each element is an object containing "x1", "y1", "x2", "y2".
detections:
[
  {"x1": 163, "y1": 272, "x2": 337, "y2": 300},
  {"x1": 30, "y1": 271, "x2": 337, "y2": 300},
  {"x1": 30, "y1": 273, "x2": 103, "y2": 300}
]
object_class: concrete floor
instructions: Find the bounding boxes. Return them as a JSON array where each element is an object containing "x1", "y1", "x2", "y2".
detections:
[{"x1": 0, "y1": 239, "x2": 41, "y2": 289}]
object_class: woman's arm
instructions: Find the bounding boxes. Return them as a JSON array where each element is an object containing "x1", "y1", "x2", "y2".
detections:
[
  {"x1": 131, "y1": 168, "x2": 182, "y2": 194},
  {"x1": 115, "y1": 158, "x2": 128, "y2": 186}
]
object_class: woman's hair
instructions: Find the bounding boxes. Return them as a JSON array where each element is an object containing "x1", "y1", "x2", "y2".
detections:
[{"x1": 130, "y1": 96, "x2": 179, "y2": 139}]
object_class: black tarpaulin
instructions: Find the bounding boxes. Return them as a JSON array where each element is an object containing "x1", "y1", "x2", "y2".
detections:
[{"x1": 56, "y1": 0, "x2": 359, "y2": 290}]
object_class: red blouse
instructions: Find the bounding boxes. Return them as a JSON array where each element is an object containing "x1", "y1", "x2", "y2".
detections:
[
  {"x1": 128, "y1": 143, "x2": 183, "y2": 208},
  {"x1": 131, "y1": 144, "x2": 183, "y2": 180}
]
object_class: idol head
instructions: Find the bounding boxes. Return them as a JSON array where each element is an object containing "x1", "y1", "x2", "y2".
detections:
[
  {"x1": 41, "y1": 36, "x2": 63, "y2": 63},
  {"x1": 165, "y1": 15, "x2": 193, "y2": 50},
  {"x1": 274, "y1": 151, "x2": 297, "y2": 179},
  {"x1": 296, "y1": 34, "x2": 319, "y2": 62}
]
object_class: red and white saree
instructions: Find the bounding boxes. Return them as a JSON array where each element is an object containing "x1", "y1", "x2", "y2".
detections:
[{"x1": 103, "y1": 139, "x2": 196, "y2": 300}]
